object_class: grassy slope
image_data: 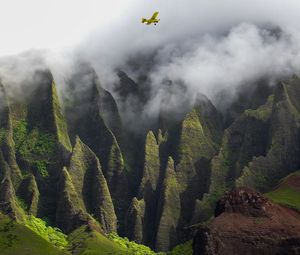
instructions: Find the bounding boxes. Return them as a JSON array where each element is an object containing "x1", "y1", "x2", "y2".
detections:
[
  {"x1": 77, "y1": 233, "x2": 124, "y2": 255},
  {"x1": 0, "y1": 213, "x2": 191, "y2": 255},
  {"x1": 68, "y1": 227, "x2": 127, "y2": 255},
  {"x1": 0, "y1": 213, "x2": 64, "y2": 255},
  {"x1": 266, "y1": 170, "x2": 300, "y2": 211},
  {"x1": 68, "y1": 227, "x2": 193, "y2": 255}
]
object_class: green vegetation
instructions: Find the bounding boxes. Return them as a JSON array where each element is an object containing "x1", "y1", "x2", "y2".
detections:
[
  {"x1": 236, "y1": 162, "x2": 268, "y2": 190},
  {"x1": 68, "y1": 227, "x2": 187, "y2": 255},
  {"x1": 0, "y1": 213, "x2": 64, "y2": 255},
  {"x1": 16, "y1": 197, "x2": 29, "y2": 211},
  {"x1": 0, "y1": 212, "x2": 192, "y2": 255},
  {"x1": 204, "y1": 152, "x2": 232, "y2": 207},
  {"x1": 282, "y1": 77, "x2": 300, "y2": 122},
  {"x1": 108, "y1": 232, "x2": 164, "y2": 255},
  {"x1": 266, "y1": 171, "x2": 300, "y2": 211},
  {"x1": 13, "y1": 120, "x2": 27, "y2": 150},
  {"x1": 16, "y1": 125, "x2": 56, "y2": 158},
  {"x1": 244, "y1": 95, "x2": 274, "y2": 121},
  {"x1": 66, "y1": 137, "x2": 117, "y2": 233},
  {"x1": 25, "y1": 215, "x2": 68, "y2": 250},
  {"x1": 203, "y1": 94, "x2": 276, "y2": 217},
  {"x1": 167, "y1": 240, "x2": 192, "y2": 255},
  {"x1": 1, "y1": 72, "x2": 199, "y2": 255},
  {"x1": 17, "y1": 175, "x2": 40, "y2": 215},
  {"x1": 52, "y1": 82, "x2": 72, "y2": 151},
  {"x1": 0, "y1": 128, "x2": 7, "y2": 144},
  {"x1": 267, "y1": 186, "x2": 300, "y2": 211},
  {"x1": 107, "y1": 137, "x2": 124, "y2": 186},
  {"x1": 179, "y1": 109, "x2": 215, "y2": 163},
  {"x1": 13, "y1": 120, "x2": 56, "y2": 177},
  {"x1": 107, "y1": 233, "x2": 192, "y2": 255},
  {"x1": 108, "y1": 233, "x2": 193, "y2": 255},
  {"x1": 68, "y1": 226, "x2": 126, "y2": 255},
  {"x1": 139, "y1": 131, "x2": 160, "y2": 194},
  {"x1": 156, "y1": 157, "x2": 181, "y2": 251}
]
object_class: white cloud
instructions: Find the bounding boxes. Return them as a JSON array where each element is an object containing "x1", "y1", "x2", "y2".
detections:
[
  {"x1": 0, "y1": 0, "x2": 127, "y2": 56},
  {"x1": 145, "y1": 23, "x2": 300, "y2": 116},
  {"x1": 1, "y1": 0, "x2": 300, "y2": 57}
]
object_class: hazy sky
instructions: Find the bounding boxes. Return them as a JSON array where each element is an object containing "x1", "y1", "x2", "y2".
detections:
[
  {"x1": 1, "y1": 0, "x2": 300, "y2": 57},
  {"x1": 0, "y1": 0, "x2": 128, "y2": 56}
]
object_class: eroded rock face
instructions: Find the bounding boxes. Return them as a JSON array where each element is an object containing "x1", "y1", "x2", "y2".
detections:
[
  {"x1": 214, "y1": 187, "x2": 268, "y2": 217},
  {"x1": 56, "y1": 138, "x2": 117, "y2": 234},
  {"x1": 155, "y1": 157, "x2": 181, "y2": 252},
  {"x1": 198, "y1": 76, "x2": 300, "y2": 223},
  {"x1": 193, "y1": 188, "x2": 300, "y2": 255}
]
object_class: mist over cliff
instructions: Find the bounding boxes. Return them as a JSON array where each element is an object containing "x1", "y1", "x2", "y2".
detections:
[{"x1": 1, "y1": 0, "x2": 300, "y2": 127}]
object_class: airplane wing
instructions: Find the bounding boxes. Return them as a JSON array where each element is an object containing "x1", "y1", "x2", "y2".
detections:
[{"x1": 150, "y1": 11, "x2": 159, "y2": 20}]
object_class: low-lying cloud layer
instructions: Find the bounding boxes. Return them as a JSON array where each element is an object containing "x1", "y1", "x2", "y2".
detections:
[
  {"x1": 145, "y1": 24, "x2": 300, "y2": 114},
  {"x1": 1, "y1": 0, "x2": 300, "y2": 122}
]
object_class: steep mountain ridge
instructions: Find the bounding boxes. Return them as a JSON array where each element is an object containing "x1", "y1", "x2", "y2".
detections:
[
  {"x1": 0, "y1": 64, "x2": 299, "y2": 254},
  {"x1": 196, "y1": 76, "x2": 300, "y2": 221}
]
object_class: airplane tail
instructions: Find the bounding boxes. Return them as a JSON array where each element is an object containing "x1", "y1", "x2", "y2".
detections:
[{"x1": 141, "y1": 18, "x2": 147, "y2": 23}]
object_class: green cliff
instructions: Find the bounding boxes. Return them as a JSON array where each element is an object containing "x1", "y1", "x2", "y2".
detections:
[{"x1": 155, "y1": 157, "x2": 180, "y2": 252}]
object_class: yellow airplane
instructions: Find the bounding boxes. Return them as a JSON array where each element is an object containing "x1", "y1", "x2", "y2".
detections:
[{"x1": 141, "y1": 11, "x2": 160, "y2": 25}]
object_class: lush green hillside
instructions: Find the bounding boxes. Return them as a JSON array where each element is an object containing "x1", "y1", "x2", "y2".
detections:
[
  {"x1": 68, "y1": 227, "x2": 167, "y2": 255},
  {"x1": 0, "y1": 212, "x2": 192, "y2": 255},
  {"x1": 167, "y1": 240, "x2": 193, "y2": 255},
  {"x1": 266, "y1": 170, "x2": 300, "y2": 211},
  {"x1": 0, "y1": 213, "x2": 65, "y2": 255},
  {"x1": 67, "y1": 227, "x2": 125, "y2": 255}
]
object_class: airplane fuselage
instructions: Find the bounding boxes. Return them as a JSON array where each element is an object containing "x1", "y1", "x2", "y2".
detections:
[
  {"x1": 149, "y1": 18, "x2": 159, "y2": 25},
  {"x1": 142, "y1": 12, "x2": 160, "y2": 25},
  {"x1": 142, "y1": 18, "x2": 160, "y2": 25}
]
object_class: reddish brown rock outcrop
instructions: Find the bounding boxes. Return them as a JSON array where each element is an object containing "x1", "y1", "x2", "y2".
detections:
[
  {"x1": 193, "y1": 187, "x2": 300, "y2": 255},
  {"x1": 215, "y1": 187, "x2": 269, "y2": 217}
]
